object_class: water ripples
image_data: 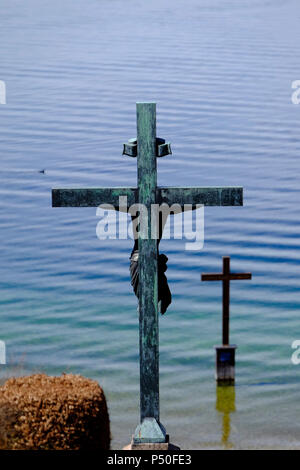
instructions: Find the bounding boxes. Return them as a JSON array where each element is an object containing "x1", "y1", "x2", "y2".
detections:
[{"x1": 0, "y1": 0, "x2": 300, "y2": 449}]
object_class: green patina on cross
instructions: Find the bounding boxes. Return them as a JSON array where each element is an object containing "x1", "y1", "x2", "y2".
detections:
[{"x1": 52, "y1": 102, "x2": 243, "y2": 444}]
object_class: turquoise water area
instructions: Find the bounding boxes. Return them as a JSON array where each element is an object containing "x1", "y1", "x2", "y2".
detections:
[{"x1": 0, "y1": 0, "x2": 300, "y2": 449}]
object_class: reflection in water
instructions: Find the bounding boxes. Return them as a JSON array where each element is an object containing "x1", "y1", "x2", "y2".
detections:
[
  {"x1": 1, "y1": 0, "x2": 300, "y2": 450},
  {"x1": 216, "y1": 385, "x2": 236, "y2": 449}
]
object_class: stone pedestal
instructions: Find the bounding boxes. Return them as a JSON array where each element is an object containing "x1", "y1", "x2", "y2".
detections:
[
  {"x1": 124, "y1": 435, "x2": 180, "y2": 450},
  {"x1": 215, "y1": 345, "x2": 237, "y2": 384},
  {"x1": 123, "y1": 417, "x2": 180, "y2": 450}
]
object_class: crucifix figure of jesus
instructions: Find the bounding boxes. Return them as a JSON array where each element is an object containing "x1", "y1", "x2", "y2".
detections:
[{"x1": 52, "y1": 102, "x2": 243, "y2": 446}]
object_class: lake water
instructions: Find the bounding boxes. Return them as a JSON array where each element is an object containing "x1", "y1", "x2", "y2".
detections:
[{"x1": 1, "y1": 0, "x2": 300, "y2": 450}]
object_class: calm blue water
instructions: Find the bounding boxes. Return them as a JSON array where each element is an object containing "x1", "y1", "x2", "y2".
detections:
[{"x1": 1, "y1": 0, "x2": 300, "y2": 449}]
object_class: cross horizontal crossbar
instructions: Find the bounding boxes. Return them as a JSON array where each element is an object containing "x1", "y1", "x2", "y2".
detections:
[
  {"x1": 201, "y1": 273, "x2": 252, "y2": 281},
  {"x1": 52, "y1": 186, "x2": 243, "y2": 208}
]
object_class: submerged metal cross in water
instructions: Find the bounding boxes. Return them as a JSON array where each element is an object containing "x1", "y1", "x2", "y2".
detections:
[
  {"x1": 201, "y1": 256, "x2": 251, "y2": 345},
  {"x1": 52, "y1": 103, "x2": 243, "y2": 445},
  {"x1": 201, "y1": 256, "x2": 252, "y2": 384}
]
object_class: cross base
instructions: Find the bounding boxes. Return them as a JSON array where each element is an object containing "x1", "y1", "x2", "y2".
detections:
[
  {"x1": 123, "y1": 435, "x2": 180, "y2": 450},
  {"x1": 215, "y1": 345, "x2": 237, "y2": 384},
  {"x1": 133, "y1": 418, "x2": 166, "y2": 444}
]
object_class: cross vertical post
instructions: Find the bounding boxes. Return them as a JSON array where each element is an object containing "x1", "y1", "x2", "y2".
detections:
[
  {"x1": 222, "y1": 256, "x2": 230, "y2": 345},
  {"x1": 132, "y1": 103, "x2": 168, "y2": 446},
  {"x1": 137, "y1": 103, "x2": 159, "y2": 423}
]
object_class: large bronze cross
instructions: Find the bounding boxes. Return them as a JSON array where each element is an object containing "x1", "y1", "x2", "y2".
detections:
[
  {"x1": 52, "y1": 103, "x2": 243, "y2": 444},
  {"x1": 202, "y1": 256, "x2": 252, "y2": 345}
]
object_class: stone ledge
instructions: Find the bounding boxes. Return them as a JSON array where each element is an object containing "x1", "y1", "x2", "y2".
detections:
[{"x1": 123, "y1": 435, "x2": 180, "y2": 450}]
